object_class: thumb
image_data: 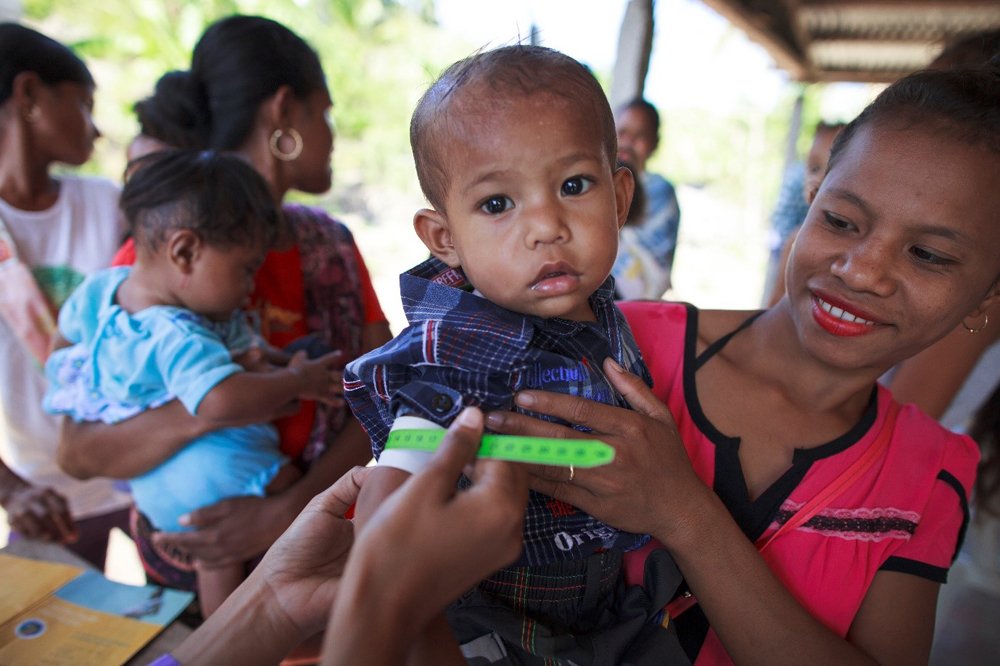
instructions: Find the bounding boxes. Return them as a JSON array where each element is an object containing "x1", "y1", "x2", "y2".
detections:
[
  {"x1": 410, "y1": 407, "x2": 484, "y2": 498},
  {"x1": 316, "y1": 466, "x2": 371, "y2": 517},
  {"x1": 178, "y1": 500, "x2": 227, "y2": 528},
  {"x1": 603, "y1": 358, "x2": 671, "y2": 420}
]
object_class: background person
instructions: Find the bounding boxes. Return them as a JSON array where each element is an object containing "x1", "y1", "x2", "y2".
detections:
[
  {"x1": 0, "y1": 22, "x2": 130, "y2": 570},
  {"x1": 612, "y1": 97, "x2": 681, "y2": 300},
  {"x1": 763, "y1": 121, "x2": 845, "y2": 307}
]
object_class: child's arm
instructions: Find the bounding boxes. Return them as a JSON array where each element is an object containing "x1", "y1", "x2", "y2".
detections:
[
  {"x1": 351, "y1": 465, "x2": 412, "y2": 532},
  {"x1": 196, "y1": 349, "x2": 342, "y2": 424}
]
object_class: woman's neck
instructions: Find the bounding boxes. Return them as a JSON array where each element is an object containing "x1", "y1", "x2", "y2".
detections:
[
  {"x1": 727, "y1": 304, "x2": 883, "y2": 416},
  {"x1": 0, "y1": 162, "x2": 58, "y2": 211}
]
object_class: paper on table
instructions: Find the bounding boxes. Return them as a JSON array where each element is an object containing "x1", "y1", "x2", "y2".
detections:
[{"x1": 0, "y1": 553, "x2": 193, "y2": 665}]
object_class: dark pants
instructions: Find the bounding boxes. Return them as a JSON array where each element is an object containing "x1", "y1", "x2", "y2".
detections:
[{"x1": 448, "y1": 548, "x2": 689, "y2": 665}]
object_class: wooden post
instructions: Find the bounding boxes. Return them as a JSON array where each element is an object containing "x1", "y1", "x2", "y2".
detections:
[{"x1": 610, "y1": 0, "x2": 655, "y2": 109}]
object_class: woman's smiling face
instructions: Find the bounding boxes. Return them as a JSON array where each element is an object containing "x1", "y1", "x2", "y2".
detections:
[{"x1": 785, "y1": 121, "x2": 1000, "y2": 371}]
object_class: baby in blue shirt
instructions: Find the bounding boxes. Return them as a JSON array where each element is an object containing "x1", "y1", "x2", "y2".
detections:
[{"x1": 44, "y1": 150, "x2": 341, "y2": 616}]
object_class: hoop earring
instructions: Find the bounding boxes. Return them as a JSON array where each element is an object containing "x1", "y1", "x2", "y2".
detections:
[
  {"x1": 269, "y1": 128, "x2": 303, "y2": 162},
  {"x1": 962, "y1": 312, "x2": 989, "y2": 334}
]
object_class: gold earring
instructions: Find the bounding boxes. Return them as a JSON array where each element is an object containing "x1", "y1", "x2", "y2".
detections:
[
  {"x1": 269, "y1": 128, "x2": 303, "y2": 162},
  {"x1": 962, "y1": 313, "x2": 989, "y2": 334}
]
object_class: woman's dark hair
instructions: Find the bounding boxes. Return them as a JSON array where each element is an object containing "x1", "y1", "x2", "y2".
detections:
[
  {"x1": 133, "y1": 72, "x2": 208, "y2": 150},
  {"x1": 121, "y1": 150, "x2": 281, "y2": 253},
  {"x1": 133, "y1": 15, "x2": 326, "y2": 151},
  {"x1": 827, "y1": 62, "x2": 1000, "y2": 173},
  {"x1": 0, "y1": 22, "x2": 94, "y2": 105},
  {"x1": 931, "y1": 29, "x2": 1000, "y2": 70},
  {"x1": 970, "y1": 382, "x2": 1000, "y2": 516}
]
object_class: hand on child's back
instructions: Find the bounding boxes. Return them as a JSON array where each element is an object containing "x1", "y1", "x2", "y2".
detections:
[{"x1": 288, "y1": 349, "x2": 345, "y2": 405}]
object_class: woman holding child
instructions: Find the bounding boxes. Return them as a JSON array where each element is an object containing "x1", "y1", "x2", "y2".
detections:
[
  {"x1": 56, "y1": 15, "x2": 392, "y2": 592},
  {"x1": 487, "y1": 63, "x2": 999, "y2": 664}
]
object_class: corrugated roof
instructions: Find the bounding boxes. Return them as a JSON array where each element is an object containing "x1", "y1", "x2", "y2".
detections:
[{"x1": 701, "y1": 0, "x2": 1000, "y2": 82}]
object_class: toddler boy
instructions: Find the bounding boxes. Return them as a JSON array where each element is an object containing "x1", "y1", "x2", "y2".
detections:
[{"x1": 345, "y1": 45, "x2": 685, "y2": 664}]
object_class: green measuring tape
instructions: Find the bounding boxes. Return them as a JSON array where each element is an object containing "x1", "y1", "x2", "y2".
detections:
[{"x1": 385, "y1": 429, "x2": 615, "y2": 467}]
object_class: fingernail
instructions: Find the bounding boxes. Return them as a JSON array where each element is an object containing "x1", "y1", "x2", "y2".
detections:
[
  {"x1": 515, "y1": 392, "x2": 535, "y2": 407},
  {"x1": 485, "y1": 412, "x2": 503, "y2": 428},
  {"x1": 606, "y1": 358, "x2": 624, "y2": 373},
  {"x1": 456, "y1": 406, "x2": 482, "y2": 428}
]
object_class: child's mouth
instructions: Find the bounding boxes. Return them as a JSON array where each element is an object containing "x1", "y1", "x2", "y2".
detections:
[{"x1": 530, "y1": 263, "x2": 580, "y2": 294}]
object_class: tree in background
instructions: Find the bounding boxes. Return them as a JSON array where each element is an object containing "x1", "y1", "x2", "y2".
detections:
[{"x1": 23, "y1": 0, "x2": 461, "y2": 211}]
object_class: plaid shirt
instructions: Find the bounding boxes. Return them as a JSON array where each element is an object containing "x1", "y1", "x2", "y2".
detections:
[{"x1": 344, "y1": 257, "x2": 652, "y2": 566}]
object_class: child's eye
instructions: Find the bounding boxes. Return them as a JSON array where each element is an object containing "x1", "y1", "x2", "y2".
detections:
[
  {"x1": 561, "y1": 176, "x2": 594, "y2": 197},
  {"x1": 822, "y1": 211, "x2": 854, "y2": 231},
  {"x1": 480, "y1": 195, "x2": 513, "y2": 215}
]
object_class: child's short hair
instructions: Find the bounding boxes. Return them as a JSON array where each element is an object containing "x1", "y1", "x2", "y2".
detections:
[
  {"x1": 410, "y1": 44, "x2": 617, "y2": 211},
  {"x1": 828, "y1": 63, "x2": 1000, "y2": 172},
  {"x1": 0, "y1": 23, "x2": 93, "y2": 105},
  {"x1": 121, "y1": 150, "x2": 281, "y2": 252}
]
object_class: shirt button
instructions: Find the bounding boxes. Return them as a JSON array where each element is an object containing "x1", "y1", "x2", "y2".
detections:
[{"x1": 431, "y1": 393, "x2": 453, "y2": 413}]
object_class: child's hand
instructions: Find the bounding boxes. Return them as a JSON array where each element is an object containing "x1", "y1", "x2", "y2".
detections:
[
  {"x1": 233, "y1": 347, "x2": 276, "y2": 373},
  {"x1": 288, "y1": 349, "x2": 345, "y2": 405}
]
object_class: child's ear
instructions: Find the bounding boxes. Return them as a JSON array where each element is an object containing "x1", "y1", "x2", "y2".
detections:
[
  {"x1": 613, "y1": 166, "x2": 636, "y2": 230},
  {"x1": 413, "y1": 208, "x2": 461, "y2": 268},
  {"x1": 167, "y1": 229, "x2": 202, "y2": 273}
]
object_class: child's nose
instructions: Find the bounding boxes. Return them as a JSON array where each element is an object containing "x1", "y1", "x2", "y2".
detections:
[{"x1": 524, "y1": 200, "x2": 569, "y2": 248}]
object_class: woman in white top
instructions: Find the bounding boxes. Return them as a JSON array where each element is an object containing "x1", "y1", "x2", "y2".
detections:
[{"x1": 0, "y1": 22, "x2": 130, "y2": 569}]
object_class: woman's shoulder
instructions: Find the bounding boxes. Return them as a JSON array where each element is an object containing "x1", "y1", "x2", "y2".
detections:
[
  {"x1": 282, "y1": 203, "x2": 353, "y2": 238},
  {"x1": 617, "y1": 299, "x2": 691, "y2": 325},
  {"x1": 59, "y1": 174, "x2": 121, "y2": 201},
  {"x1": 620, "y1": 301, "x2": 764, "y2": 342},
  {"x1": 890, "y1": 390, "x2": 981, "y2": 486},
  {"x1": 58, "y1": 175, "x2": 122, "y2": 232}
]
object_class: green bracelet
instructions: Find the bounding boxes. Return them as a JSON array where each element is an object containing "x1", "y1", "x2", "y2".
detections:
[{"x1": 384, "y1": 429, "x2": 615, "y2": 467}]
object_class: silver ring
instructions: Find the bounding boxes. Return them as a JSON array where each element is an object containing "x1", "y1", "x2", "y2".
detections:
[{"x1": 567, "y1": 464, "x2": 575, "y2": 483}]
